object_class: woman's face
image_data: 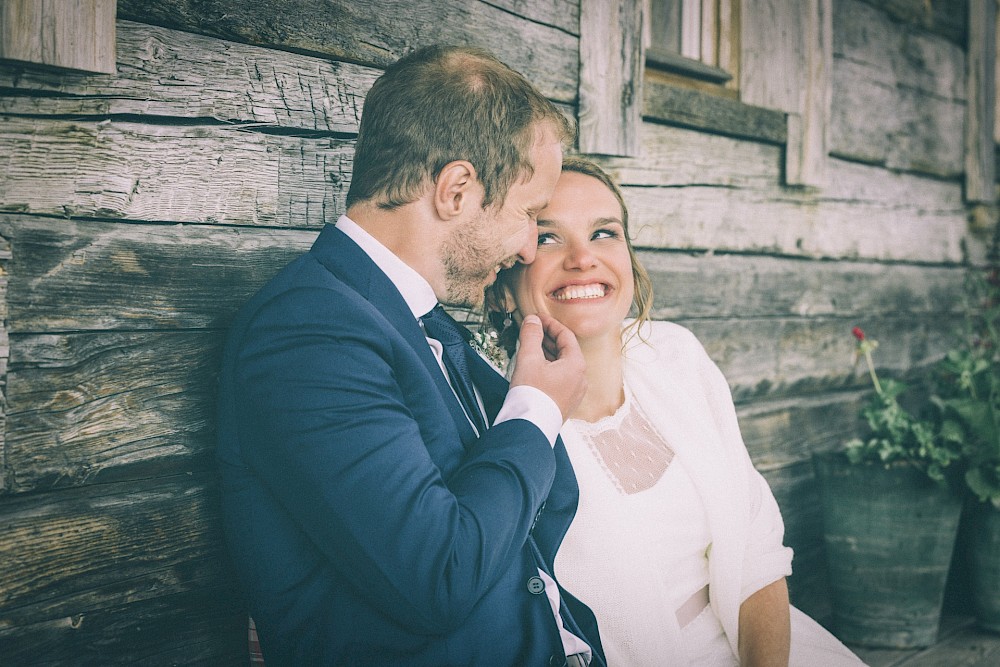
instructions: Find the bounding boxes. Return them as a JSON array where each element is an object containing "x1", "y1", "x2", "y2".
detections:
[{"x1": 505, "y1": 171, "x2": 635, "y2": 344}]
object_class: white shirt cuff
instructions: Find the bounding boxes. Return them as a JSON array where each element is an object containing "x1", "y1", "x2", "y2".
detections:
[{"x1": 494, "y1": 385, "x2": 562, "y2": 447}]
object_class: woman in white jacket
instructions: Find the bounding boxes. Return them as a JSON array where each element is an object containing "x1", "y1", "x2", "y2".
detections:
[{"x1": 487, "y1": 156, "x2": 865, "y2": 666}]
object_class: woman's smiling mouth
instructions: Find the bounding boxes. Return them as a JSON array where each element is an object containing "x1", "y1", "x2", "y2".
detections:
[{"x1": 551, "y1": 283, "x2": 608, "y2": 300}]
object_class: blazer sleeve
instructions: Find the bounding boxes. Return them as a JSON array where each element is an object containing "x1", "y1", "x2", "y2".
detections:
[
  {"x1": 693, "y1": 336, "x2": 793, "y2": 603},
  {"x1": 231, "y1": 286, "x2": 556, "y2": 633}
]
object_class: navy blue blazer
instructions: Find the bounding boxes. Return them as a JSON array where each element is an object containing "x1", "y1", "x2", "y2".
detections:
[{"x1": 216, "y1": 223, "x2": 604, "y2": 666}]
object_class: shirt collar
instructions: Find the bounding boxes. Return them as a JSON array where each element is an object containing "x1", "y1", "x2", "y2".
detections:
[{"x1": 335, "y1": 214, "x2": 437, "y2": 319}]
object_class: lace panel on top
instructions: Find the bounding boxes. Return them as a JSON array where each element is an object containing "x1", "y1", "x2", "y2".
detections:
[{"x1": 569, "y1": 386, "x2": 675, "y2": 495}]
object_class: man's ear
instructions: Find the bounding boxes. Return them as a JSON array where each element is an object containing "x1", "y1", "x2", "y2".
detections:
[{"x1": 433, "y1": 160, "x2": 480, "y2": 220}]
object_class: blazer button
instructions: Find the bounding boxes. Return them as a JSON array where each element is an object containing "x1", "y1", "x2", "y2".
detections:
[{"x1": 526, "y1": 576, "x2": 545, "y2": 595}]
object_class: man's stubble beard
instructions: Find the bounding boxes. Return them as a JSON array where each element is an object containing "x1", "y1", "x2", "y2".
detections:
[{"x1": 439, "y1": 211, "x2": 511, "y2": 309}]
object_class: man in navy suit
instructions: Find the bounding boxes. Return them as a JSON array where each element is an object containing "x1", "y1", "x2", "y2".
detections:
[{"x1": 216, "y1": 45, "x2": 605, "y2": 666}]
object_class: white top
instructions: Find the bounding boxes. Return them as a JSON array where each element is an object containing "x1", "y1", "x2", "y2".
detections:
[
  {"x1": 557, "y1": 385, "x2": 738, "y2": 665},
  {"x1": 552, "y1": 321, "x2": 866, "y2": 666}
]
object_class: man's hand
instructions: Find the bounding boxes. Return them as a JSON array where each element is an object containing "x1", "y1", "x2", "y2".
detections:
[{"x1": 509, "y1": 314, "x2": 586, "y2": 421}]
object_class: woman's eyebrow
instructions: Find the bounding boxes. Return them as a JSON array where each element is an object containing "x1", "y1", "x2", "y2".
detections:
[{"x1": 591, "y1": 216, "x2": 623, "y2": 227}]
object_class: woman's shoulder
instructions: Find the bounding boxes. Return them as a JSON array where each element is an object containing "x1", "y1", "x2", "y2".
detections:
[{"x1": 627, "y1": 319, "x2": 707, "y2": 358}]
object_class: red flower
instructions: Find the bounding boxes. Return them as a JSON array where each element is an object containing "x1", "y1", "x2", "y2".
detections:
[{"x1": 852, "y1": 326, "x2": 865, "y2": 341}]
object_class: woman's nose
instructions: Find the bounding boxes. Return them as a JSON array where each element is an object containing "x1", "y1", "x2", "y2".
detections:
[{"x1": 564, "y1": 240, "x2": 597, "y2": 270}]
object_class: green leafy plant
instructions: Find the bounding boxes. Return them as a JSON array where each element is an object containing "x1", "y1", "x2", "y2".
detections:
[
  {"x1": 933, "y1": 266, "x2": 1000, "y2": 508},
  {"x1": 845, "y1": 327, "x2": 963, "y2": 486}
]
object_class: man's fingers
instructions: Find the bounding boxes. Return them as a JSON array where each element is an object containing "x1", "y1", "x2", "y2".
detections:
[{"x1": 537, "y1": 313, "x2": 580, "y2": 361}]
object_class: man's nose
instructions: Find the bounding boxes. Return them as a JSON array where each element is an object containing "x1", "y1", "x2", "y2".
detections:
[{"x1": 516, "y1": 218, "x2": 538, "y2": 264}]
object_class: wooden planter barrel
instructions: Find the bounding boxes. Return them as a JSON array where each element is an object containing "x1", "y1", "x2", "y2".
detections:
[
  {"x1": 966, "y1": 501, "x2": 1000, "y2": 633},
  {"x1": 812, "y1": 452, "x2": 963, "y2": 648}
]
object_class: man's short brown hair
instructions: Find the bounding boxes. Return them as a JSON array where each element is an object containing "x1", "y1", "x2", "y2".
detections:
[{"x1": 346, "y1": 44, "x2": 573, "y2": 210}]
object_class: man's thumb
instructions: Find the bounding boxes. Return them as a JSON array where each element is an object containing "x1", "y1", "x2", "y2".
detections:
[{"x1": 517, "y1": 314, "x2": 543, "y2": 355}]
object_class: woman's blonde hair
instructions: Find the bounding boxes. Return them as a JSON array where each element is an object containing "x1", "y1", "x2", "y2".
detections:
[{"x1": 485, "y1": 155, "x2": 654, "y2": 355}]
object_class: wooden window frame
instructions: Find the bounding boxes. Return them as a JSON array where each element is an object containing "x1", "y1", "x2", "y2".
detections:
[{"x1": 644, "y1": 0, "x2": 737, "y2": 87}]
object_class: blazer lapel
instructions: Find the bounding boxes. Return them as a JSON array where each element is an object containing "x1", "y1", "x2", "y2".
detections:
[{"x1": 308, "y1": 224, "x2": 477, "y2": 444}]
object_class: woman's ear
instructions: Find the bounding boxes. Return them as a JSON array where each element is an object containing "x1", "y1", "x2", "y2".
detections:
[
  {"x1": 499, "y1": 284, "x2": 519, "y2": 322},
  {"x1": 433, "y1": 160, "x2": 481, "y2": 220}
]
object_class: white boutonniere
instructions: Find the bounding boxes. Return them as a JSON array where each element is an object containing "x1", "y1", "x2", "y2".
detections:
[{"x1": 470, "y1": 329, "x2": 508, "y2": 374}]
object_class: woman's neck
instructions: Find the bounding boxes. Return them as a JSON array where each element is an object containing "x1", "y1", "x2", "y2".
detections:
[{"x1": 571, "y1": 332, "x2": 625, "y2": 423}]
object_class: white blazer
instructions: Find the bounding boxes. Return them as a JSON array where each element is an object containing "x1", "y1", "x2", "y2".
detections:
[{"x1": 622, "y1": 320, "x2": 793, "y2": 656}]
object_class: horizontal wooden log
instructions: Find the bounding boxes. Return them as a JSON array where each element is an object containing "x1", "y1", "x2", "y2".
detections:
[
  {"x1": 640, "y1": 250, "x2": 965, "y2": 319},
  {"x1": 737, "y1": 389, "x2": 870, "y2": 470},
  {"x1": 1, "y1": 215, "x2": 314, "y2": 332},
  {"x1": 2, "y1": 213, "x2": 965, "y2": 332},
  {"x1": 115, "y1": 0, "x2": 578, "y2": 103},
  {"x1": 1, "y1": 115, "x2": 977, "y2": 262},
  {"x1": 0, "y1": 584, "x2": 245, "y2": 665},
  {"x1": 681, "y1": 314, "x2": 957, "y2": 401},
  {"x1": 830, "y1": 0, "x2": 966, "y2": 177},
  {"x1": 5, "y1": 331, "x2": 222, "y2": 493},
  {"x1": 832, "y1": 61, "x2": 964, "y2": 178},
  {"x1": 595, "y1": 121, "x2": 781, "y2": 189},
  {"x1": 0, "y1": 475, "x2": 242, "y2": 643},
  {"x1": 624, "y1": 155, "x2": 969, "y2": 263},
  {"x1": 0, "y1": 20, "x2": 378, "y2": 133},
  {"x1": 3, "y1": 318, "x2": 949, "y2": 496},
  {"x1": 0, "y1": 117, "x2": 353, "y2": 226}
]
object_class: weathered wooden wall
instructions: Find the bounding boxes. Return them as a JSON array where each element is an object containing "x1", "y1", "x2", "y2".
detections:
[{"x1": 0, "y1": 0, "x2": 990, "y2": 662}]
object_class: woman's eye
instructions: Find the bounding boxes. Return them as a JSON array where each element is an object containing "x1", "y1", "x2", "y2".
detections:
[
  {"x1": 593, "y1": 228, "x2": 621, "y2": 240},
  {"x1": 537, "y1": 233, "x2": 557, "y2": 246}
]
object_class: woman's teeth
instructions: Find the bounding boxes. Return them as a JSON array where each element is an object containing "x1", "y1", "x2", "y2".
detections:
[{"x1": 553, "y1": 284, "x2": 606, "y2": 300}]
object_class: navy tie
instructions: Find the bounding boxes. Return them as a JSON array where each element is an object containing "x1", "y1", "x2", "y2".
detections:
[{"x1": 421, "y1": 305, "x2": 488, "y2": 434}]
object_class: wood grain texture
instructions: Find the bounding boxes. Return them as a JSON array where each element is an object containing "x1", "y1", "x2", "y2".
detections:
[
  {"x1": 115, "y1": 0, "x2": 578, "y2": 103},
  {"x1": 830, "y1": 0, "x2": 966, "y2": 177},
  {"x1": 854, "y1": 0, "x2": 968, "y2": 45},
  {"x1": 0, "y1": 226, "x2": 8, "y2": 494},
  {"x1": 1, "y1": 215, "x2": 315, "y2": 332},
  {"x1": 578, "y1": 0, "x2": 644, "y2": 155},
  {"x1": 0, "y1": 116, "x2": 354, "y2": 226},
  {"x1": 5, "y1": 331, "x2": 222, "y2": 494},
  {"x1": 0, "y1": 0, "x2": 116, "y2": 74},
  {"x1": 0, "y1": 21, "x2": 378, "y2": 133},
  {"x1": 623, "y1": 153, "x2": 968, "y2": 263},
  {"x1": 643, "y1": 79, "x2": 787, "y2": 145},
  {"x1": 639, "y1": 250, "x2": 964, "y2": 320},
  {"x1": 681, "y1": 315, "x2": 956, "y2": 401},
  {"x1": 785, "y1": 0, "x2": 832, "y2": 187},
  {"x1": 594, "y1": 121, "x2": 780, "y2": 188},
  {"x1": 1, "y1": 587, "x2": 246, "y2": 666},
  {"x1": 0, "y1": 474, "x2": 244, "y2": 664},
  {"x1": 740, "y1": 0, "x2": 807, "y2": 114},
  {"x1": 965, "y1": 0, "x2": 997, "y2": 204}
]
